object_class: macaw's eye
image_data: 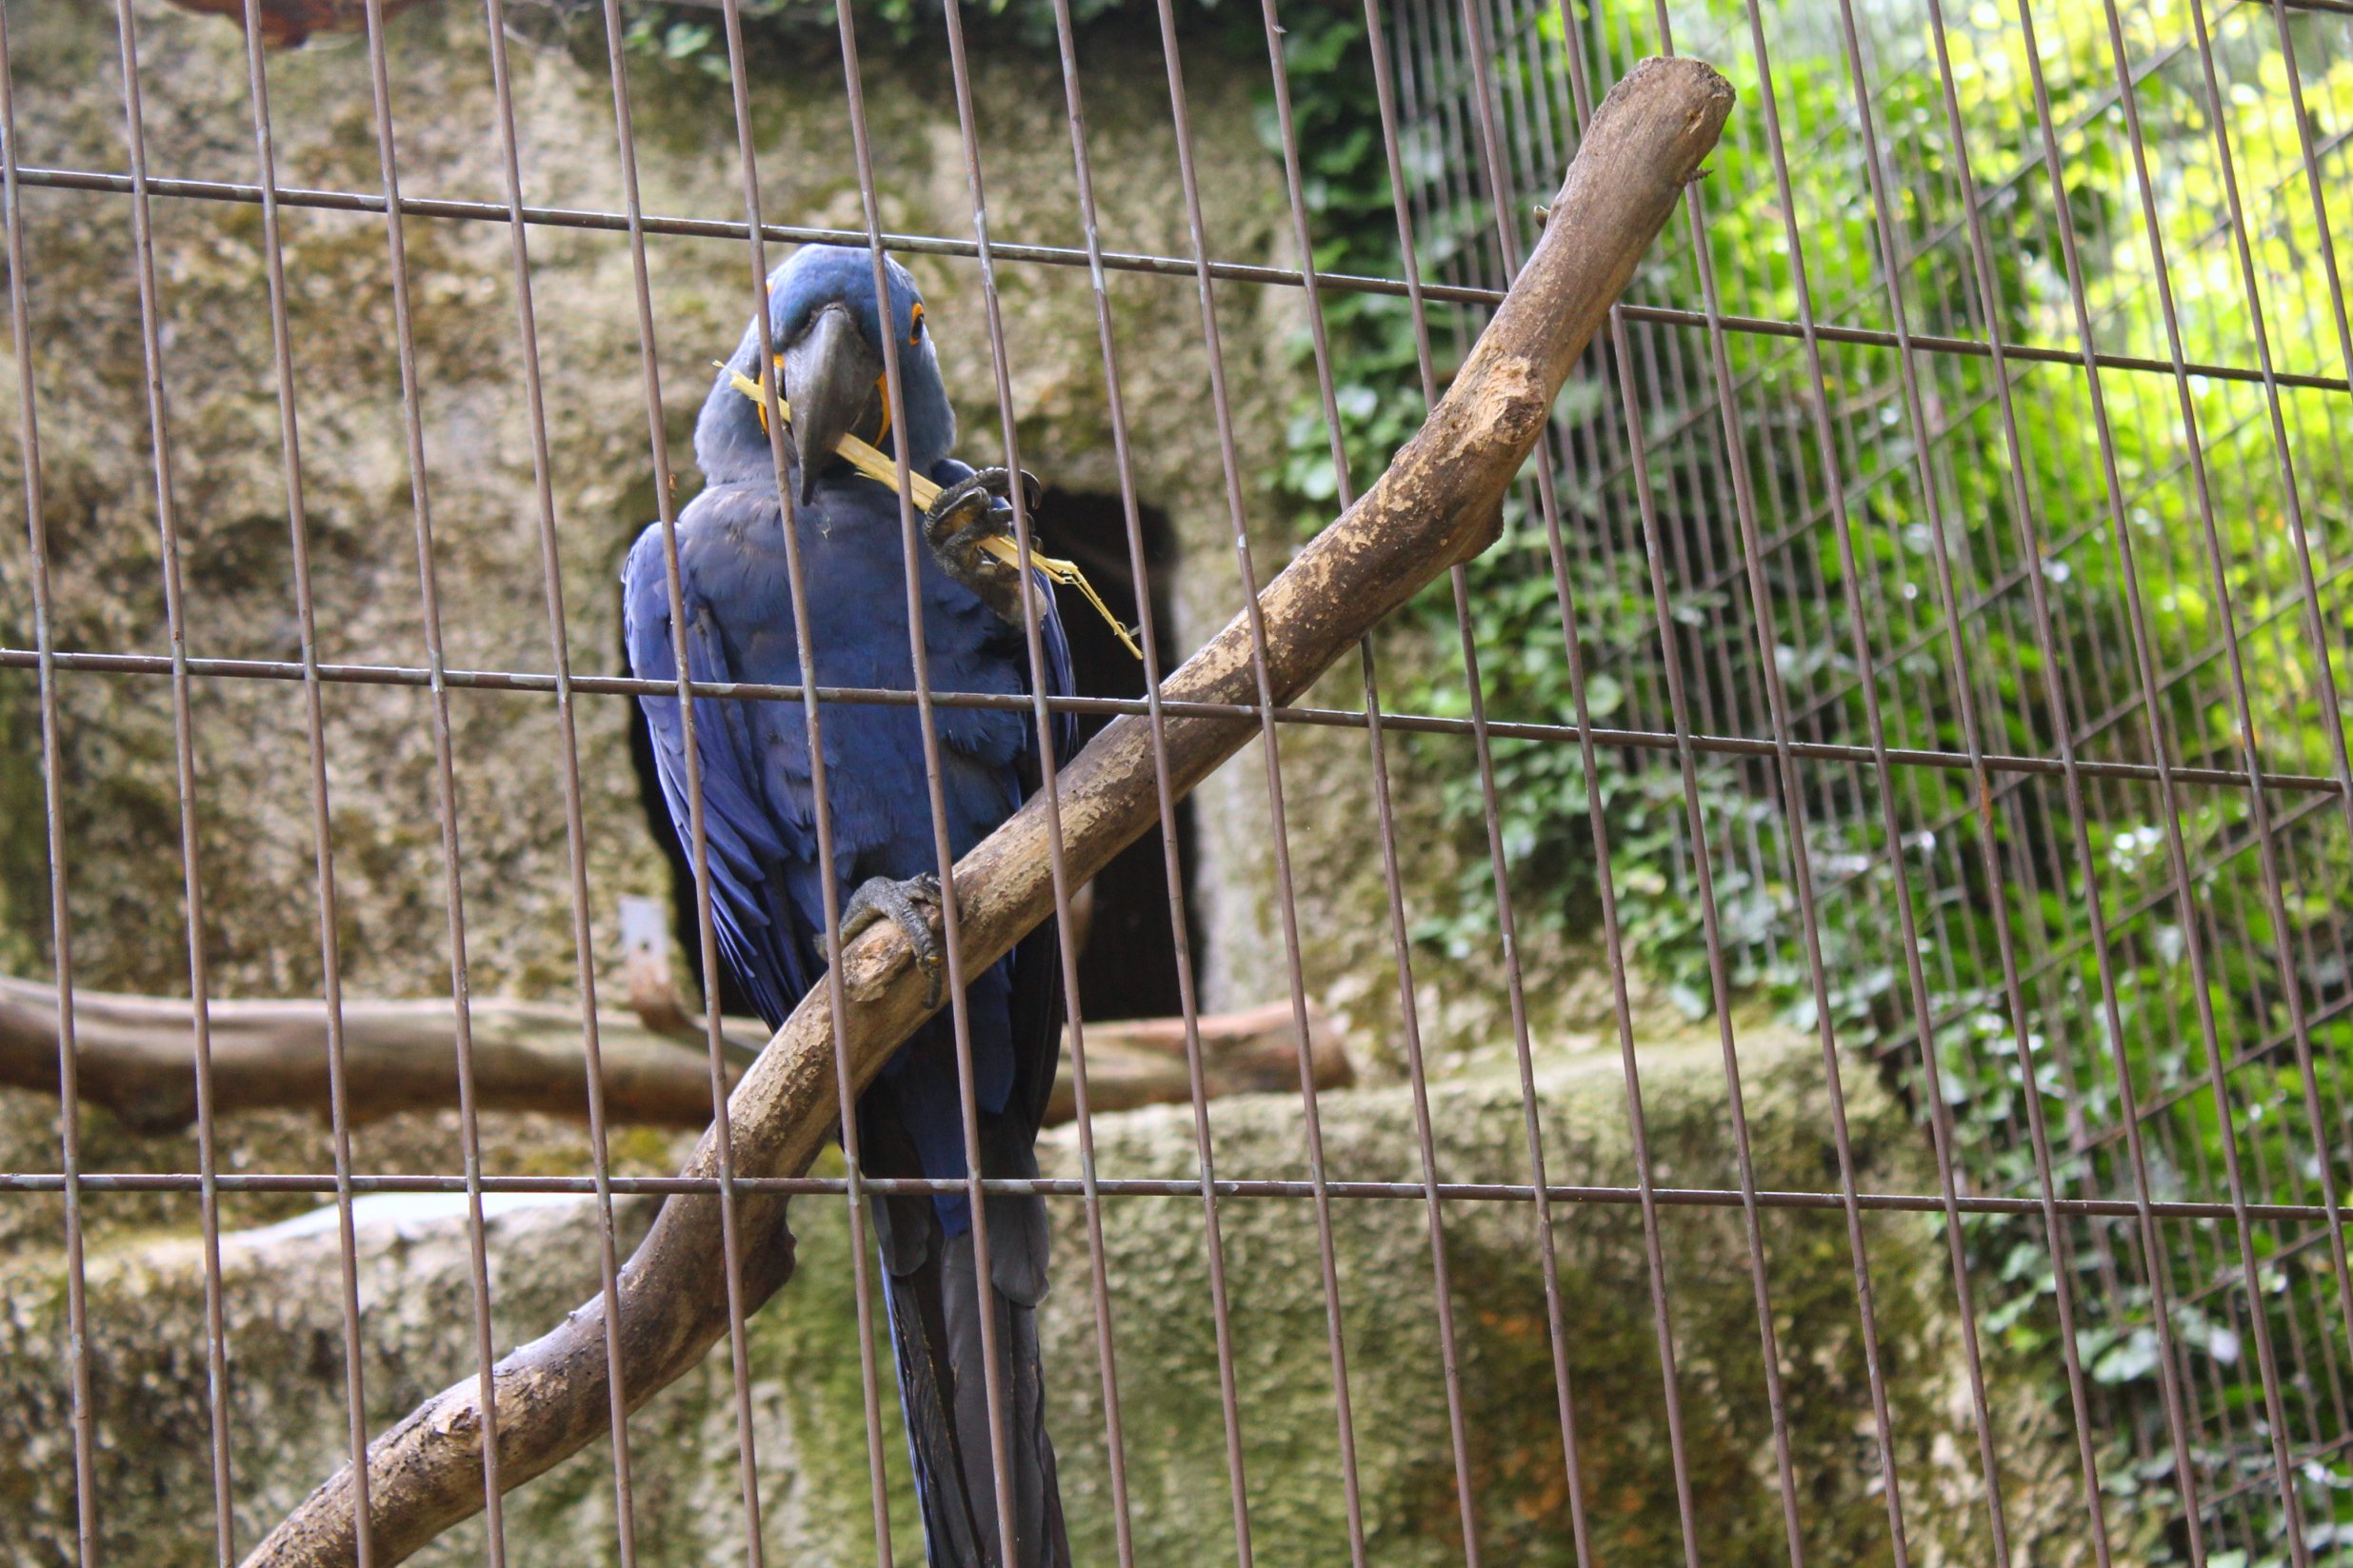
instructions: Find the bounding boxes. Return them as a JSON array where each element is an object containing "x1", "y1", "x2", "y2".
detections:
[{"x1": 908, "y1": 302, "x2": 925, "y2": 345}]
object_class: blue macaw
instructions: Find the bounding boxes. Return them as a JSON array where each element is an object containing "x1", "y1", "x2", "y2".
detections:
[{"x1": 623, "y1": 244, "x2": 1076, "y2": 1568}]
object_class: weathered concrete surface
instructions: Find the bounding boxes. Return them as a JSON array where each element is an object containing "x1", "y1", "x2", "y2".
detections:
[
  {"x1": 0, "y1": 0, "x2": 1306, "y2": 1034},
  {"x1": 0, "y1": 1031, "x2": 2096, "y2": 1567},
  {"x1": 0, "y1": 0, "x2": 1668, "y2": 1135},
  {"x1": 0, "y1": 10, "x2": 2098, "y2": 1566}
]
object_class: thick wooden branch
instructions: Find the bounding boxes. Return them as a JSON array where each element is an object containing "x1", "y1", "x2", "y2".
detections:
[
  {"x1": 242, "y1": 56, "x2": 1731, "y2": 1568},
  {"x1": 0, "y1": 976, "x2": 723, "y2": 1132},
  {"x1": 1042, "y1": 999, "x2": 1353, "y2": 1123},
  {"x1": 0, "y1": 975, "x2": 1338, "y2": 1133}
]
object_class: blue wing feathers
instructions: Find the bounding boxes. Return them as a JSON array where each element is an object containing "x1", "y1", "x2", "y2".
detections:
[
  {"x1": 623, "y1": 473, "x2": 1074, "y2": 1062},
  {"x1": 623, "y1": 522, "x2": 813, "y2": 1028},
  {"x1": 626, "y1": 457, "x2": 1077, "y2": 1568},
  {"x1": 643, "y1": 253, "x2": 1069, "y2": 1566}
]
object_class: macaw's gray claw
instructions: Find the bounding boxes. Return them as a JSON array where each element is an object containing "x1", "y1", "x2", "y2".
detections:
[
  {"x1": 920, "y1": 466, "x2": 1042, "y2": 626},
  {"x1": 841, "y1": 872, "x2": 948, "y2": 1009}
]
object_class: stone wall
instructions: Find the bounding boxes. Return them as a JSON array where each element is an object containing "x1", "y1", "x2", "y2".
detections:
[
  {"x1": 0, "y1": 1030, "x2": 2094, "y2": 1567},
  {"x1": 0, "y1": 6, "x2": 2098, "y2": 1564},
  {"x1": 0, "y1": 0, "x2": 1322, "y2": 1023}
]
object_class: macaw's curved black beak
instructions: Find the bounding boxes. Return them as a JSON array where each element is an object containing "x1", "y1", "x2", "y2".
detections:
[{"x1": 783, "y1": 301, "x2": 884, "y2": 508}]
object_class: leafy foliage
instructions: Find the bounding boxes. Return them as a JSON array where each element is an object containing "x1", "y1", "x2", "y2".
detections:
[{"x1": 1272, "y1": 0, "x2": 2353, "y2": 1560}]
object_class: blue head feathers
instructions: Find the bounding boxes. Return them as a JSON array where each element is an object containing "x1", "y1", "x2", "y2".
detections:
[{"x1": 694, "y1": 244, "x2": 957, "y2": 492}]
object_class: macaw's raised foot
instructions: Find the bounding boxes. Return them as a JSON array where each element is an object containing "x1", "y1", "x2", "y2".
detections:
[
  {"x1": 842, "y1": 873, "x2": 948, "y2": 1009},
  {"x1": 924, "y1": 465, "x2": 1042, "y2": 625}
]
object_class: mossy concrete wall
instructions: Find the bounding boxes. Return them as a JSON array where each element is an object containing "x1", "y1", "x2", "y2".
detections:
[
  {"x1": 0, "y1": 0, "x2": 1680, "y2": 1157},
  {"x1": 0, "y1": 1030, "x2": 2095, "y2": 1566},
  {"x1": 0, "y1": 7, "x2": 2096, "y2": 1565},
  {"x1": 0, "y1": 0, "x2": 1648, "y2": 1077},
  {"x1": 0, "y1": 0, "x2": 1323, "y2": 1024}
]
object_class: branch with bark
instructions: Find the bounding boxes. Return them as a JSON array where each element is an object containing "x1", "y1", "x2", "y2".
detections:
[
  {"x1": 0, "y1": 974, "x2": 722, "y2": 1132},
  {"x1": 0, "y1": 976, "x2": 1344, "y2": 1133},
  {"x1": 241, "y1": 57, "x2": 1732, "y2": 1567}
]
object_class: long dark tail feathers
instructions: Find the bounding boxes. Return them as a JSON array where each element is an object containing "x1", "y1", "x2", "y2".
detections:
[
  {"x1": 878, "y1": 1202, "x2": 1069, "y2": 1568},
  {"x1": 880, "y1": 1250, "x2": 984, "y2": 1568}
]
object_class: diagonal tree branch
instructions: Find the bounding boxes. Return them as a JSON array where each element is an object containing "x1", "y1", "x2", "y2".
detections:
[{"x1": 240, "y1": 55, "x2": 1732, "y2": 1567}]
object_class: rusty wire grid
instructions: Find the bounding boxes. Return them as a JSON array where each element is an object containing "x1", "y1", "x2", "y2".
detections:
[{"x1": 2, "y1": 0, "x2": 2350, "y2": 1563}]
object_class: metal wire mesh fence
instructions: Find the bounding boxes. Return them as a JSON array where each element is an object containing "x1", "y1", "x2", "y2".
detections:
[
  {"x1": 0, "y1": 0, "x2": 2347, "y2": 1563},
  {"x1": 1390, "y1": 0, "x2": 2353, "y2": 1559}
]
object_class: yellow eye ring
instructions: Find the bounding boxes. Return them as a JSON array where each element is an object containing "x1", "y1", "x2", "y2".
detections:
[{"x1": 908, "y1": 302, "x2": 925, "y2": 345}]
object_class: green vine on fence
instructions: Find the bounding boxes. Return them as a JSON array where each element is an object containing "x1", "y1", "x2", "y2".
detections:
[{"x1": 1271, "y1": 6, "x2": 2353, "y2": 1562}]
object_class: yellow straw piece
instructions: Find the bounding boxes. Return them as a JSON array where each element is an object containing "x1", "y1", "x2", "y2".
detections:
[
  {"x1": 980, "y1": 535, "x2": 1144, "y2": 661},
  {"x1": 723, "y1": 365, "x2": 1141, "y2": 660}
]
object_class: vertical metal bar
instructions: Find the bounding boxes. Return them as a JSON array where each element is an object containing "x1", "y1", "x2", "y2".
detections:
[
  {"x1": 1691, "y1": 34, "x2": 1951, "y2": 1563},
  {"x1": 826, "y1": 8, "x2": 1033, "y2": 1558},
  {"x1": 0, "y1": 10, "x2": 99, "y2": 1559},
  {"x1": 1645, "y1": 8, "x2": 1959, "y2": 1561},
  {"x1": 1412, "y1": 0, "x2": 1617, "y2": 1551},
  {"x1": 1830, "y1": 0, "x2": 2189, "y2": 1550},
  {"x1": 925, "y1": 6, "x2": 1142, "y2": 1560},
  {"x1": 1997, "y1": 0, "x2": 2287, "y2": 1555},
  {"x1": 1143, "y1": 6, "x2": 1375, "y2": 1560},
  {"x1": 1345, "y1": 0, "x2": 1506, "y2": 1556},
  {"x1": 700, "y1": 0, "x2": 898, "y2": 1558},
  {"x1": 224, "y1": 8, "x2": 381, "y2": 1561},
  {"x1": 1547, "y1": 4, "x2": 1813, "y2": 1559},
  {"x1": 1029, "y1": 5, "x2": 1259, "y2": 1558},
  {"x1": 2183, "y1": 0, "x2": 2353, "y2": 1379},
  {"x1": 2071, "y1": 0, "x2": 2329, "y2": 1551},
  {"x1": 579, "y1": 0, "x2": 803, "y2": 1553},
  {"x1": 598, "y1": 1, "x2": 798, "y2": 1558},
  {"x1": 1506, "y1": 12, "x2": 1707, "y2": 1564},
  {"x1": 343, "y1": 0, "x2": 498, "y2": 1551},
  {"x1": 98, "y1": 1, "x2": 238, "y2": 1555},
  {"x1": 1253, "y1": 3, "x2": 1501, "y2": 1556},
  {"x1": 1902, "y1": 0, "x2": 2139, "y2": 1548},
  {"x1": 472, "y1": 0, "x2": 769, "y2": 1555}
]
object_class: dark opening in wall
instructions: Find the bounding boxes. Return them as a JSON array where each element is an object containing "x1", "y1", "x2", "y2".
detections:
[
  {"x1": 625, "y1": 488, "x2": 1198, "y2": 1025},
  {"x1": 1039, "y1": 489, "x2": 1197, "y2": 1022}
]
